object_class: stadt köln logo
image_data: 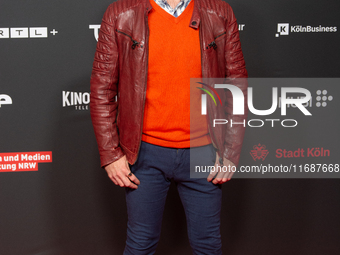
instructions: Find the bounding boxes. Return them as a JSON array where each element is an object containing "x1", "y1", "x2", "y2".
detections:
[{"x1": 250, "y1": 144, "x2": 269, "y2": 161}]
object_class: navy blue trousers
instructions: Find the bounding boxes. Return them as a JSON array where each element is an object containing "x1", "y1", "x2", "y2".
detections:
[{"x1": 124, "y1": 141, "x2": 222, "y2": 255}]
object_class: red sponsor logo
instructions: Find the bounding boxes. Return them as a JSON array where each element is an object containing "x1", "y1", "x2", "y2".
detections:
[
  {"x1": 276, "y1": 147, "x2": 330, "y2": 158},
  {"x1": 0, "y1": 151, "x2": 52, "y2": 172},
  {"x1": 250, "y1": 144, "x2": 269, "y2": 161}
]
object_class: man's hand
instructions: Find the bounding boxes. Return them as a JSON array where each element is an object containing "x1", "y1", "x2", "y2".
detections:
[
  {"x1": 207, "y1": 153, "x2": 236, "y2": 184},
  {"x1": 104, "y1": 156, "x2": 140, "y2": 189}
]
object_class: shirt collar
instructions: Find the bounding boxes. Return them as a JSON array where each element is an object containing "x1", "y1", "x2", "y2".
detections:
[{"x1": 153, "y1": 0, "x2": 192, "y2": 17}]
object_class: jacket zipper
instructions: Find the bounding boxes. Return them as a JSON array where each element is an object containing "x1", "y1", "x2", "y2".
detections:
[
  {"x1": 116, "y1": 29, "x2": 140, "y2": 49},
  {"x1": 134, "y1": 10, "x2": 150, "y2": 164},
  {"x1": 207, "y1": 31, "x2": 226, "y2": 50},
  {"x1": 200, "y1": 26, "x2": 222, "y2": 161}
]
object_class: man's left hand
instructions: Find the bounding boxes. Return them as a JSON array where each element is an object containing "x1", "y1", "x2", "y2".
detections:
[{"x1": 207, "y1": 153, "x2": 236, "y2": 184}]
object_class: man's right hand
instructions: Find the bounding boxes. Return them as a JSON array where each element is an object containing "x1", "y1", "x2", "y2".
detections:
[{"x1": 104, "y1": 156, "x2": 140, "y2": 189}]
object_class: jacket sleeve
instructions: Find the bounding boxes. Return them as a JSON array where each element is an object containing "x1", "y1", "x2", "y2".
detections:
[
  {"x1": 90, "y1": 3, "x2": 125, "y2": 168},
  {"x1": 223, "y1": 3, "x2": 248, "y2": 166}
]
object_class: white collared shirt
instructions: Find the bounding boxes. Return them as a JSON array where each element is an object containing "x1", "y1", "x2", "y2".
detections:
[{"x1": 153, "y1": 0, "x2": 192, "y2": 17}]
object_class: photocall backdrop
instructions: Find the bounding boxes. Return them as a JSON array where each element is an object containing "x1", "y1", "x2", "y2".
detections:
[{"x1": 1, "y1": 0, "x2": 339, "y2": 254}]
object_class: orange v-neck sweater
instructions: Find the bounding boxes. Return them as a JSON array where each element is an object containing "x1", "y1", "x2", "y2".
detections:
[{"x1": 142, "y1": 0, "x2": 211, "y2": 148}]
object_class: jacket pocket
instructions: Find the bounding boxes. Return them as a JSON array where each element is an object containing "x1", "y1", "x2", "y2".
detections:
[
  {"x1": 116, "y1": 29, "x2": 141, "y2": 49},
  {"x1": 206, "y1": 31, "x2": 226, "y2": 50}
]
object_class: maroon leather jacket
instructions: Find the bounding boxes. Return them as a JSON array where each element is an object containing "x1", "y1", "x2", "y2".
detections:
[{"x1": 90, "y1": 0, "x2": 248, "y2": 168}]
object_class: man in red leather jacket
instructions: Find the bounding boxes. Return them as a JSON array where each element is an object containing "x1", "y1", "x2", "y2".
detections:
[{"x1": 90, "y1": 0, "x2": 247, "y2": 253}]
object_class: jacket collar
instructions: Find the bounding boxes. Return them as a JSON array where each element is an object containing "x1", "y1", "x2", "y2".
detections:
[{"x1": 189, "y1": 0, "x2": 201, "y2": 29}]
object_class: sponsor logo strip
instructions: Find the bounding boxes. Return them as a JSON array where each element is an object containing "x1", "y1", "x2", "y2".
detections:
[{"x1": 0, "y1": 151, "x2": 52, "y2": 172}]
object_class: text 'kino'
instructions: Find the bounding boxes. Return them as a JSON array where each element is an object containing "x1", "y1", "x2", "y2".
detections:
[
  {"x1": 63, "y1": 91, "x2": 90, "y2": 107},
  {"x1": 201, "y1": 86, "x2": 312, "y2": 116}
]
